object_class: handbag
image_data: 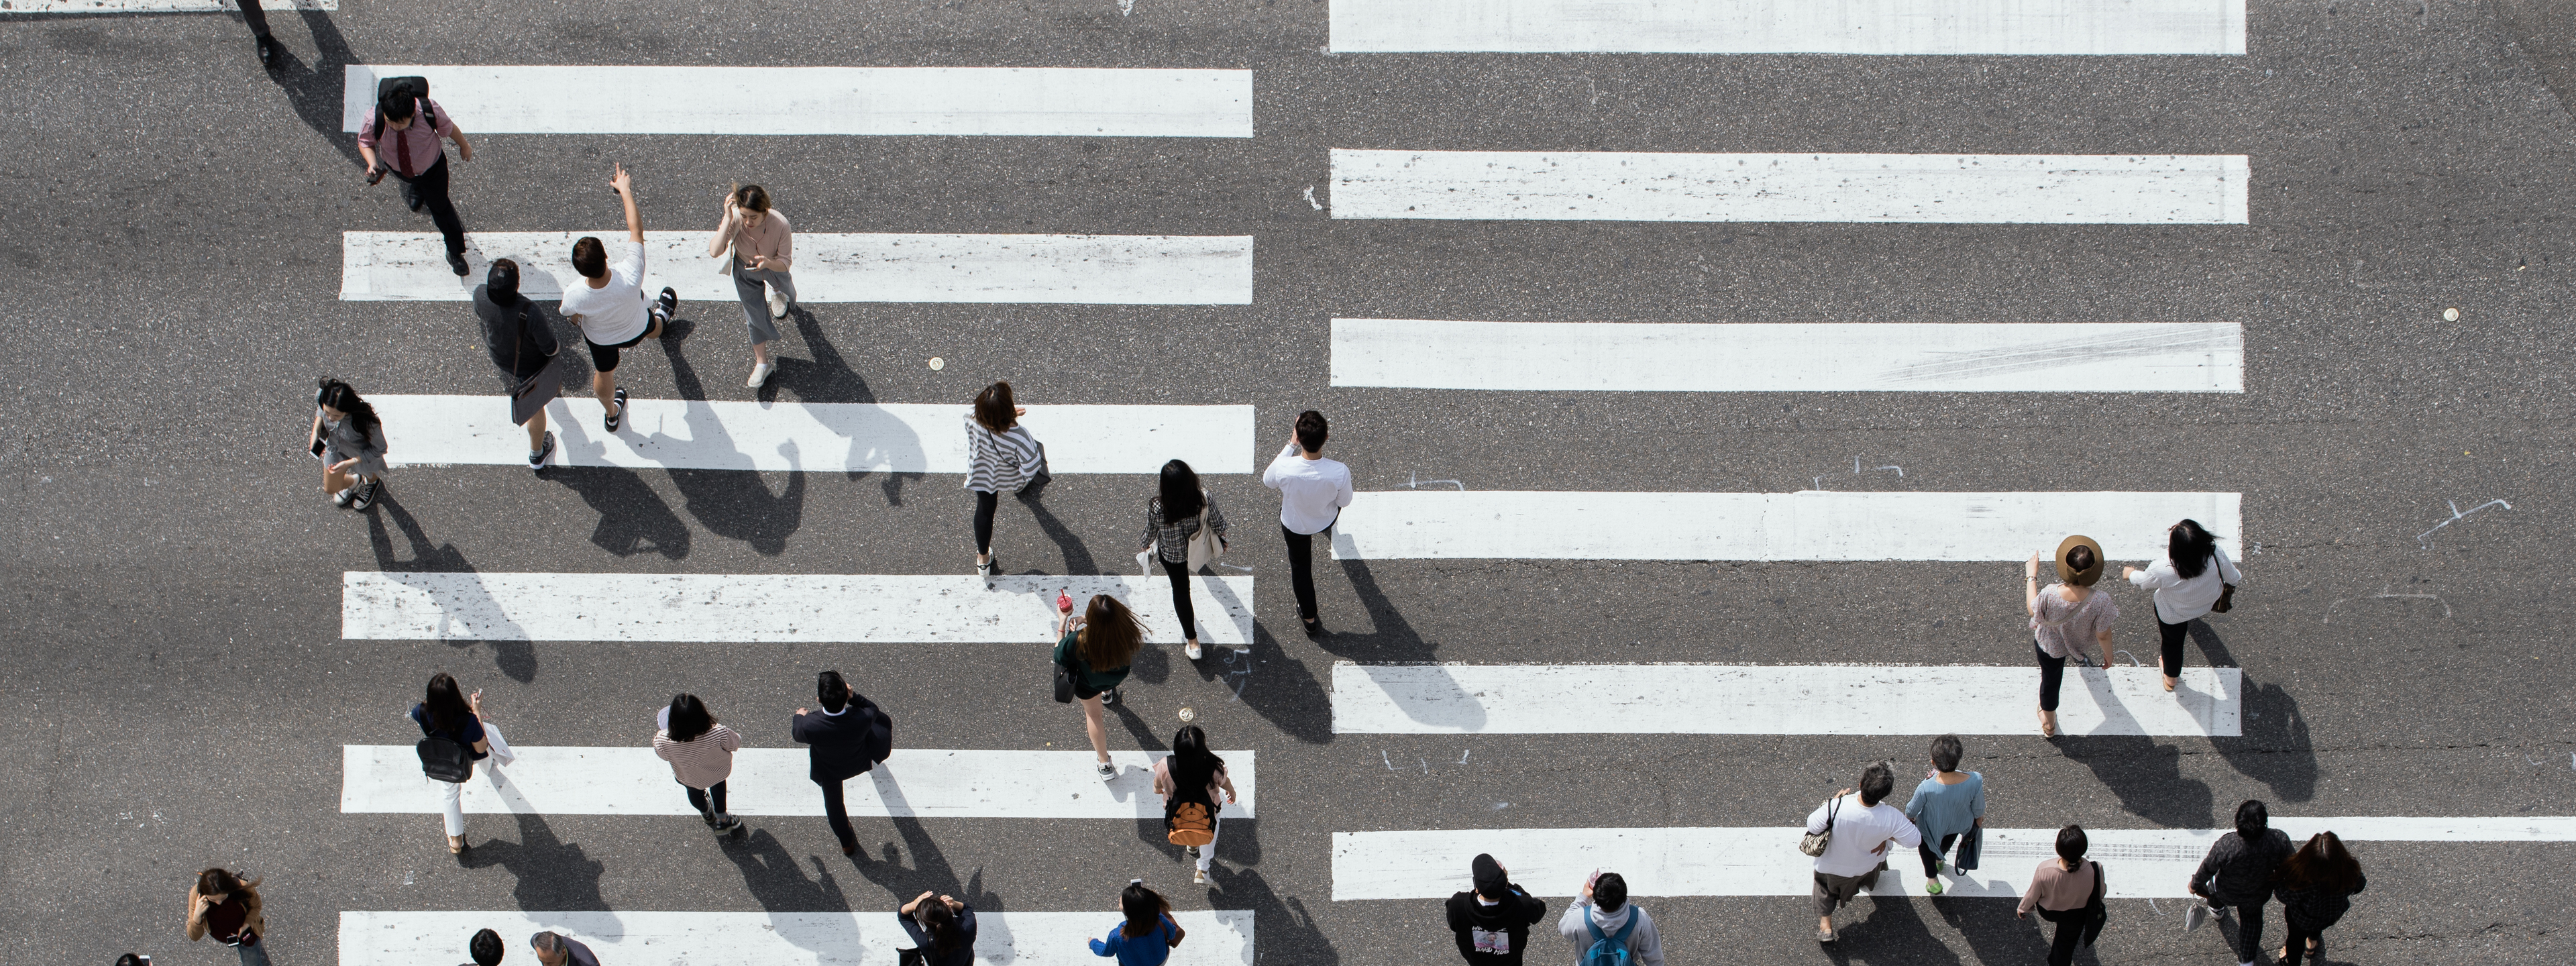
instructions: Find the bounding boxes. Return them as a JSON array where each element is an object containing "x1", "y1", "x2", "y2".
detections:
[
  {"x1": 1183, "y1": 497, "x2": 1225, "y2": 572},
  {"x1": 1953, "y1": 822, "x2": 1983, "y2": 871},
  {"x1": 417, "y1": 735, "x2": 473, "y2": 783},
  {"x1": 2210, "y1": 583, "x2": 2237, "y2": 614},
  {"x1": 1052, "y1": 629, "x2": 1080, "y2": 704},
  {"x1": 1799, "y1": 796, "x2": 1840, "y2": 857}
]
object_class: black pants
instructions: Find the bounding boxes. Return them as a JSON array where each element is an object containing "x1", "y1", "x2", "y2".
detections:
[
  {"x1": 973, "y1": 490, "x2": 999, "y2": 555},
  {"x1": 2157, "y1": 615, "x2": 2191, "y2": 678},
  {"x1": 2035, "y1": 906, "x2": 2086, "y2": 966},
  {"x1": 2226, "y1": 902, "x2": 2268, "y2": 963},
  {"x1": 234, "y1": 0, "x2": 270, "y2": 37},
  {"x1": 818, "y1": 777, "x2": 855, "y2": 849},
  {"x1": 1919, "y1": 833, "x2": 1958, "y2": 877},
  {"x1": 2280, "y1": 919, "x2": 2326, "y2": 965},
  {"x1": 684, "y1": 780, "x2": 729, "y2": 818},
  {"x1": 2035, "y1": 641, "x2": 2068, "y2": 712},
  {"x1": 1281, "y1": 525, "x2": 1323, "y2": 621},
  {"x1": 390, "y1": 155, "x2": 468, "y2": 256},
  {"x1": 1163, "y1": 555, "x2": 1197, "y2": 642}
]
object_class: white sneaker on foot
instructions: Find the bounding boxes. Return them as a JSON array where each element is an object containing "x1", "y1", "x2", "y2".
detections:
[
  {"x1": 1185, "y1": 641, "x2": 1202, "y2": 660},
  {"x1": 747, "y1": 362, "x2": 774, "y2": 388},
  {"x1": 767, "y1": 289, "x2": 788, "y2": 319}
]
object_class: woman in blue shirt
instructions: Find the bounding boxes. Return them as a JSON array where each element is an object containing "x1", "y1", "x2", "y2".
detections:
[
  {"x1": 1089, "y1": 880, "x2": 1185, "y2": 965},
  {"x1": 1904, "y1": 734, "x2": 1986, "y2": 894}
]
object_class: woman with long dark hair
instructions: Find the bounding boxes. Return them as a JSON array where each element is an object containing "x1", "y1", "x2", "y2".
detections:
[
  {"x1": 311, "y1": 378, "x2": 390, "y2": 510},
  {"x1": 653, "y1": 693, "x2": 745, "y2": 835},
  {"x1": 898, "y1": 890, "x2": 979, "y2": 966},
  {"x1": 1153, "y1": 724, "x2": 1239, "y2": 884},
  {"x1": 1056, "y1": 595, "x2": 1148, "y2": 777},
  {"x1": 1088, "y1": 880, "x2": 1185, "y2": 965},
  {"x1": 706, "y1": 183, "x2": 796, "y2": 388},
  {"x1": 2123, "y1": 519, "x2": 2243, "y2": 692},
  {"x1": 2273, "y1": 832, "x2": 2365, "y2": 965},
  {"x1": 1140, "y1": 460, "x2": 1227, "y2": 660},
  {"x1": 965, "y1": 380, "x2": 1044, "y2": 577},
  {"x1": 184, "y1": 868, "x2": 270, "y2": 966},
  {"x1": 409, "y1": 672, "x2": 515, "y2": 853}
]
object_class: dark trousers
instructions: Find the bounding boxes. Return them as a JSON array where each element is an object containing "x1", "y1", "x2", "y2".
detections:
[
  {"x1": 1281, "y1": 525, "x2": 1322, "y2": 621},
  {"x1": 1919, "y1": 833, "x2": 1959, "y2": 876},
  {"x1": 1163, "y1": 555, "x2": 1198, "y2": 642},
  {"x1": 2035, "y1": 641, "x2": 2068, "y2": 711},
  {"x1": 2035, "y1": 906, "x2": 2086, "y2": 966},
  {"x1": 2157, "y1": 616, "x2": 2190, "y2": 678},
  {"x1": 818, "y1": 778, "x2": 856, "y2": 848},
  {"x1": 683, "y1": 780, "x2": 729, "y2": 818},
  {"x1": 235, "y1": 0, "x2": 270, "y2": 37},
  {"x1": 390, "y1": 155, "x2": 468, "y2": 256},
  {"x1": 2226, "y1": 902, "x2": 2268, "y2": 963},
  {"x1": 2280, "y1": 920, "x2": 2324, "y2": 965},
  {"x1": 973, "y1": 490, "x2": 999, "y2": 555}
]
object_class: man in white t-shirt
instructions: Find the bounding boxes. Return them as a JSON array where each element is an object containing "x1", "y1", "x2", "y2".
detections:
[
  {"x1": 1260, "y1": 410, "x2": 1354, "y2": 637},
  {"x1": 1807, "y1": 761, "x2": 1922, "y2": 944},
  {"x1": 559, "y1": 162, "x2": 676, "y2": 433}
]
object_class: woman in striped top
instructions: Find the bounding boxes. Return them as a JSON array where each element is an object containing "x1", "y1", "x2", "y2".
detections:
[
  {"x1": 1141, "y1": 460, "x2": 1227, "y2": 660},
  {"x1": 967, "y1": 381, "x2": 1046, "y2": 578},
  {"x1": 653, "y1": 693, "x2": 745, "y2": 835}
]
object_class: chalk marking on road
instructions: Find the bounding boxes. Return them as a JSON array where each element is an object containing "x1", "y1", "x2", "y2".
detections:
[
  {"x1": 2322, "y1": 584, "x2": 2452, "y2": 625},
  {"x1": 1332, "y1": 662, "x2": 2241, "y2": 736},
  {"x1": 2416, "y1": 498, "x2": 2512, "y2": 545},
  {"x1": 341, "y1": 65, "x2": 1251, "y2": 138},
  {"x1": 339, "y1": 910, "x2": 1256, "y2": 966},
  {"x1": 1332, "y1": 319, "x2": 2245, "y2": 392},
  {"x1": 341, "y1": 747, "x2": 1256, "y2": 818},
  {"x1": 3, "y1": 0, "x2": 333, "y2": 11},
  {"x1": 1326, "y1": 0, "x2": 2247, "y2": 54},
  {"x1": 342, "y1": 572, "x2": 1255, "y2": 645},
  {"x1": 1330, "y1": 151, "x2": 2251, "y2": 224},
  {"x1": 341, "y1": 231, "x2": 1254, "y2": 304},
  {"x1": 1328, "y1": 490, "x2": 2242, "y2": 561},
  {"x1": 1331, "y1": 818, "x2": 2576, "y2": 900},
  {"x1": 368, "y1": 396, "x2": 1254, "y2": 474}
]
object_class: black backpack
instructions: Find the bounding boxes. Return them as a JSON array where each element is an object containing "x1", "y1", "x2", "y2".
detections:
[
  {"x1": 417, "y1": 735, "x2": 473, "y2": 784},
  {"x1": 376, "y1": 75, "x2": 432, "y2": 129}
]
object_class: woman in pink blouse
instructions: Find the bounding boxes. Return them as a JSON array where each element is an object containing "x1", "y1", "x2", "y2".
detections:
[
  {"x1": 707, "y1": 185, "x2": 796, "y2": 389},
  {"x1": 653, "y1": 693, "x2": 745, "y2": 835}
]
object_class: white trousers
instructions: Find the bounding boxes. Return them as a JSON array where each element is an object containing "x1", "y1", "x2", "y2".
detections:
[
  {"x1": 435, "y1": 721, "x2": 514, "y2": 837},
  {"x1": 1192, "y1": 811, "x2": 1222, "y2": 871}
]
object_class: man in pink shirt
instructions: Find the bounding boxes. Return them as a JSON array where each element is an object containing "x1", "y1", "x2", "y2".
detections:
[{"x1": 357, "y1": 87, "x2": 476, "y2": 276}]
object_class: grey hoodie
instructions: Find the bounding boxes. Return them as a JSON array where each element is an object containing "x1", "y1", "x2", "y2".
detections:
[{"x1": 1556, "y1": 899, "x2": 1662, "y2": 966}]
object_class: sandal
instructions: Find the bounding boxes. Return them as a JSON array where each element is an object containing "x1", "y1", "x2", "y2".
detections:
[{"x1": 447, "y1": 835, "x2": 467, "y2": 854}]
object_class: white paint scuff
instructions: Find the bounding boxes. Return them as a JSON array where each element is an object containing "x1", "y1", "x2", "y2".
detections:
[
  {"x1": 1327, "y1": 0, "x2": 2247, "y2": 55},
  {"x1": 342, "y1": 572, "x2": 1256, "y2": 645},
  {"x1": 340, "y1": 910, "x2": 1257, "y2": 965},
  {"x1": 1330, "y1": 150, "x2": 2252, "y2": 224},
  {"x1": 2, "y1": 0, "x2": 333, "y2": 11},
  {"x1": 340, "y1": 65, "x2": 1251, "y2": 138},
  {"x1": 367, "y1": 396, "x2": 1254, "y2": 474},
  {"x1": 1332, "y1": 662, "x2": 2240, "y2": 735},
  {"x1": 1332, "y1": 319, "x2": 2245, "y2": 392},
  {"x1": 341, "y1": 231, "x2": 1253, "y2": 304},
  {"x1": 1328, "y1": 490, "x2": 2243, "y2": 561},
  {"x1": 342, "y1": 747, "x2": 1256, "y2": 818}
]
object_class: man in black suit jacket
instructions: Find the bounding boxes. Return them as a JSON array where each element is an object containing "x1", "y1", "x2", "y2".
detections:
[{"x1": 792, "y1": 670, "x2": 894, "y2": 856}]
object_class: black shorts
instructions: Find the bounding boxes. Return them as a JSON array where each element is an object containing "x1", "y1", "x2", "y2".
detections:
[{"x1": 586, "y1": 326, "x2": 652, "y2": 373}]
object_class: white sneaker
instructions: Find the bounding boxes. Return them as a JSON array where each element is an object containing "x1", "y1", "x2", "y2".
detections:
[
  {"x1": 767, "y1": 289, "x2": 788, "y2": 319},
  {"x1": 1185, "y1": 641, "x2": 1202, "y2": 660},
  {"x1": 747, "y1": 362, "x2": 773, "y2": 388}
]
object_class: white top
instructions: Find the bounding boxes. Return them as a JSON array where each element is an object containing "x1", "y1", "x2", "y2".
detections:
[
  {"x1": 1260, "y1": 443, "x2": 1354, "y2": 535},
  {"x1": 2127, "y1": 547, "x2": 2243, "y2": 624},
  {"x1": 1805, "y1": 792, "x2": 1923, "y2": 878},
  {"x1": 559, "y1": 242, "x2": 651, "y2": 345}
]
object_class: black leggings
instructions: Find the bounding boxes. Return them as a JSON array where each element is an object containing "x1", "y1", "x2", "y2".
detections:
[
  {"x1": 973, "y1": 490, "x2": 999, "y2": 555},
  {"x1": 2227, "y1": 902, "x2": 2269, "y2": 963},
  {"x1": 2281, "y1": 920, "x2": 2326, "y2": 965},
  {"x1": 235, "y1": 0, "x2": 271, "y2": 37},
  {"x1": 1164, "y1": 555, "x2": 1197, "y2": 643},
  {"x1": 2035, "y1": 906, "x2": 2086, "y2": 966},
  {"x1": 684, "y1": 780, "x2": 728, "y2": 818},
  {"x1": 2158, "y1": 615, "x2": 2190, "y2": 678},
  {"x1": 2035, "y1": 641, "x2": 2067, "y2": 711},
  {"x1": 1919, "y1": 833, "x2": 1958, "y2": 877},
  {"x1": 1283, "y1": 526, "x2": 1320, "y2": 621}
]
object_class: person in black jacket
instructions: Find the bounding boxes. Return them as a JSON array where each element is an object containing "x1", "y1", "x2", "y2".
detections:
[
  {"x1": 2273, "y1": 831, "x2": 2365, "y2": 965},
  {"x1": 2188, "y1": 799, "x2": 2295, "y2": 966},
  {"x1": 473, "y1": 260, "x2": 559, "y2": 470},
  {"x1": 792, "y1": 669, "x2": 894, "y2": 857},
  {"x1": 1446, "y1": 853, "x2": 1548, "y2": 965}
]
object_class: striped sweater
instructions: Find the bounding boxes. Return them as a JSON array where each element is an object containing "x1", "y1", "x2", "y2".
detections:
[
  {"x1": 652, "y1": 724, "x2": 742, "y2": 789},
  {"x1": 1142, "y1": 493, "x2": 1228, "y2": 564},
  {"x1": 963, "y1": 416, "x2": 1045, "y2": 494}
]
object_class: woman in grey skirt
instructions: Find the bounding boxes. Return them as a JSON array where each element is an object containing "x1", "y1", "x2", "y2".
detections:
[
  {"x1": 311, "y1": 378, "x2": 390, "y2": 511},
  {"x1": 706, "y1": 184, "x2": 794, "y2": 389}
]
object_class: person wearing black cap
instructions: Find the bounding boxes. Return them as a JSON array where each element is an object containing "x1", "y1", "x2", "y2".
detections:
[
  {"x1": 1446, "y1": 854, "x2": 1547, "y2": 964},
  {"x1": 472, "y1": 259, "x2": 559, "y2": 470},
  {"x1": 2025, "y1": 534, "x2": 2118, "y2": 738}
]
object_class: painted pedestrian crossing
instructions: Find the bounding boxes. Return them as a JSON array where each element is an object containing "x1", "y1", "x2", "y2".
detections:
[
  {"x1": 343, "y1": 572, "x2": 1256, "y2": 645},
  {"x1": 370, "y1": 396, "x2": 1254, "y2": 474},
  {"x1": 343, "y1": 747, "x2": 1257, "y2": 818},
  {"x1": 1329, "y1": 490, "x2": 2242, "y2": 561},
  {"x1": 341, "y1": 65, "x2": 1254, "y2": 138},
  {"x1": 341, "y1": 910, "x2": 1259, "y2": 966},
  {"x1": 1330, "y1": 818, "x2": 2576, "y2": 900},
  {"x1": 1328, "y1": 0, "x2": 2247, "y2": 54},
  {"x1": 1332, "y1": 663, "x2": 2240, "y2": 736},
  {"x1": 1331, "y1": 319, "x2": 2245, "y2": 393},
  {"x1": 2, "y1": 0, "x2": 331, "y2": 11},
  {"x1": 340, "y1": 231, "x2": 1254, "y2": 304},
  {"x1": 1330, "y1": 150, "x2": 2251, "y2": 224}
]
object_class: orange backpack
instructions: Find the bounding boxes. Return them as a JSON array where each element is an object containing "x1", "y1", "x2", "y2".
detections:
[{"x1": 1166, "y1": 800, "x2": 1216, "y2": 847}]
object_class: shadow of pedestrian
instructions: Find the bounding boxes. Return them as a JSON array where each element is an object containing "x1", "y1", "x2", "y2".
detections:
[
  {"x1": 660, "y1": 326, "x2": 806, "y2": 555},
  {"x1": 1926, "y1": 891, "x2": 2060, "y2": 964},
  {"x1": 1014, "y1": 474, "x2": 1100, "y2": 576},
  {"x1": 2052, "y1": 733, "x2": 2213, "y2": 828},
  {"x1": 460, "y1": 811, "x2": 612, "y2": 921},
  {"x1": 266, "y1": 7, "x2": 366, "y2": 169},
  {"x1": 775, "y1": 306, "x2": 924, "y2": 506},
  {"x1": 549, "y1": 466, "x2": 693, "y2": 560},
  {"x1": 1817, "y1": 883, "x2": 1966, "y2": 966},
  {"x1": 1220, "y1": 624, "x2": 1332, "y2": 745},
  {"x1": 2198, "y1": 622, "x2": 2317, "y2": 802},
  {"x1": 718, "y1": 828, "x2": 869, "y2": 957},
  {"x1": 364, "y1": 491, "x2": 538, "y2": 682},
  {"x1": 1203, "y1": 867, "x2": 1334, "y2": 965}
]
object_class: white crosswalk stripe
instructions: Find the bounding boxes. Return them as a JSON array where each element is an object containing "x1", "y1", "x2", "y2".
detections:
[
  {"x1": 1331, "y1": 818, "x2": 2576, "y2": 900},
  {"x1": 342, "y1": 572, "x2": 1255, "y2": 645},
  {"x1": 340, "y1": 64, "x2": 1254, "y2": 138},
  {"x1": 340, "y1": 910, "x2": 1258, "y2": 966},
  {"x1": 2, "y1": 0, "x2": 331, "y2": 11},
  {"x1": 1331, "y1": 319, "x2": 2245, "y2": 392},
  {"x1": 1332, "y1": 663, "x2": 2239, "y2": 736},
  {"x1": 341, "y1": 231, "x2": 1254, "y2": 304},
  {"x1": 342, "y1": 747, "x2": 1258, "y2": 818},
  {"x1": 1328, "y1": 490, "x2": 2242, "y2": 561},
  {"x1": 1327, "y1": 0, "x2": 2247, "y2": 54},
  {"x1": 1330, "y1": 150, "x2": 2251, "y2": 223},
  {"x1": 370, "y1": 396, "x2": 1254, "y2": 474}
]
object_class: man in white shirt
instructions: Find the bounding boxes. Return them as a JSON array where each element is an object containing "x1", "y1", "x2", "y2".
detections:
[
  {"x1": 1260, "y1": 411, "x2": 1354, "y2": 637},
  {"x1": 1807, "y1": 762, "x2": 1921, "y2": 943},
  {"x1": 559, "y1": 162, "x2": 676, "y2": 435}
]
